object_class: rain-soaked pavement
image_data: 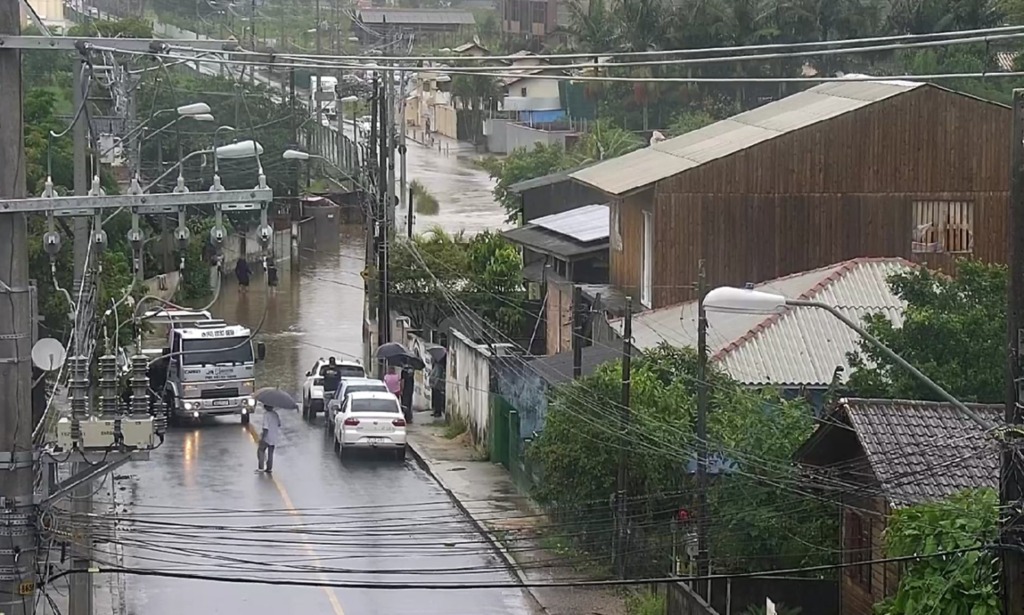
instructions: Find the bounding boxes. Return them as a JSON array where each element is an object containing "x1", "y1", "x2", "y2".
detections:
[{"x1": 114, "y1": 201, "x2": 529, "y2": 612}]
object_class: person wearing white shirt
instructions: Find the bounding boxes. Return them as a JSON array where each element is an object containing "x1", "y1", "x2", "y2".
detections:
[{"x1": 257, "y1": 405, "x2": 282, "y2": 473}]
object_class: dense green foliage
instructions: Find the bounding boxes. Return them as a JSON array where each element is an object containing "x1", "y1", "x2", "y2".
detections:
[
  {"x1": 877, "y1": 489, "x2": 1000, "y2": 615},
  {"x1": 388, "y1": 228, "x2": 525, "y2": 335},
  {"x1": 846, "y1": 260, "x2": 1006, "y2": 403},
  {"x1": 480, "y1": 144, "x2": 575, "y2": 223},
  {"x1": 529, "y1": 345, "x2": 838, "y2": 577}
]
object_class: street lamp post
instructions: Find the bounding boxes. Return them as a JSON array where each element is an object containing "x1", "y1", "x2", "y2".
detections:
[{"x1": 703, "y1": 286, "x2": 993, "y2": 429}]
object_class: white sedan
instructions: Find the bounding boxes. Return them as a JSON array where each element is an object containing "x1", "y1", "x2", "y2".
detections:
[
  {"x1": 325, "y1": 377, "x2": 390, "y2": 429},
  {"x1": 334, "y1": 391, "x2": 406, "y2": 461},
  {"x1": 301, "y1": 358, "x2": 365, "y2": 420}
]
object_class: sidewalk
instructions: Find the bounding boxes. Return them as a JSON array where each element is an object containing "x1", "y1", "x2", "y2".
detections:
[{"x1": 406, "y1": 415, "x2": 627, "y2": 615}]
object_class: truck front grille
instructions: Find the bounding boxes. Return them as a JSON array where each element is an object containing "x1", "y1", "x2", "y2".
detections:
[{"x1": 200, "y1": 388, "x2": 240, "y2": 399}]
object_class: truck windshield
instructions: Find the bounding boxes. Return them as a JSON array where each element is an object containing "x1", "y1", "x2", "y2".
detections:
[{"x1": 181, "y1": 338, "x2": 254, "y2": 366}]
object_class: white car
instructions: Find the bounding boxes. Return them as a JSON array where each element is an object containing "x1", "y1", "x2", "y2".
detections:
[
  {"x1": 301, "y1": 358, "x2": 365, "y2": 420},
  {"x1": 325, "y1": 377, "x2": 390, "y2": 428},
  {"x1": 334, "y1": 391, "x2": 407, "y2": 461}
]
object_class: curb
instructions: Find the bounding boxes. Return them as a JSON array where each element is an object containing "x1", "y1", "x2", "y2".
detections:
[{"x1": 407, "y1": 439, "x2": 551, "y2": 615}]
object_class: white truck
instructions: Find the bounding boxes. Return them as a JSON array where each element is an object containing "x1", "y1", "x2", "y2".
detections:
[
  {"x1": 140, "y1": 309, "x2": 266, "y2": 425},
  {"x1": 309, "y1": 75, "x2": 339, "y2": 120}
]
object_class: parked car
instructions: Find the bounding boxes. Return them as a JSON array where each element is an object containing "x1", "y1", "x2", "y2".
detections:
[
  {"x1": 301, "y1": 358, "x2": 365, "y2": 419},
  {"x1": 334, "y1": 391, "x2": 406, "y2": 461},
  {"x1": 325, "y1": 377, "x2": 390, "y2": 429}
]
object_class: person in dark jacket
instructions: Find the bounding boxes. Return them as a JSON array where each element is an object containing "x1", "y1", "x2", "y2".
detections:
[
  {"x1": 429, "y1": 361, "x2": 446, "y2": 418},
  {"x1": 265, "y1": 255, "x2": 279, "y2": 292},
  {"x1": 235, "y1": 257, "x2": 251, "y2": 292},
  {"x1": 400, "y1": 366, "x2": 414, "y2": 424}
]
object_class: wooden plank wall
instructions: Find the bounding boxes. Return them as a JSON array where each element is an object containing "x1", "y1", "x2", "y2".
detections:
[{"x1": 610, "y1": 190, "x2": 651, "y2": 303}]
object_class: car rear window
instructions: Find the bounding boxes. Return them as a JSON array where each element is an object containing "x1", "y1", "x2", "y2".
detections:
[
  {"x1": 350, "y1": 398, "x2": 400, "y2": 413},
  {"x1": 346, "y1": 384, "x2": 387, "y2": 396},
  {"x1": 340, "y1": 366, "x2": 366, "y2": 378}
]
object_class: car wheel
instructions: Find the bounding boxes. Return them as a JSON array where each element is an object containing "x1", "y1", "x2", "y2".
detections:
[
  {"x1": 338, "y1": 444, "x2": 346, "y2": 459},
  {"x1": 333, "y1": 438, "x2": 340, "y2": 452},
  {"x1": 395, "y1": 447, "x2": 406, "y2": 462},
  {"x1": 302, "y1": 398, "x2": 310, "y2": 420}
]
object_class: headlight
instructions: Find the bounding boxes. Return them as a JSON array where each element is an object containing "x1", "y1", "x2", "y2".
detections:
[
  {"x1": 243, "y1": 380, "x2": 255, "y2": 390},
  {"x1": 184, "y1": 401, "x2": 193, "y2": 411},
  {"x1": 246, "y1": 397, "x2": 256, "y2": 407}
]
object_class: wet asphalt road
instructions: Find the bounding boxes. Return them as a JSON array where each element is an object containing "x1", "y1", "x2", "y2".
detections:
[{"x1": 113, "y1": 223, "x2": 534, "y2": 615}]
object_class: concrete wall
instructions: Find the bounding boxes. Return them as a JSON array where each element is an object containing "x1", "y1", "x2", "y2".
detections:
[
  {"x1": 433, "y1": 104, "x2": 459, "y2": 139},
  {"x1": 222, "y1": 227, "x2": 292, "y2": 264},
  {"x1": 506, "y1": 122, "x2": 574, "y2": 152},
  {"x1": 492, "y1": 356, "x2": 549, "y2": 439},
  {"x1": 446, "y1": 328, "x2": 514, "y2": 445},
  {"x1": 485, "y1": 118, "x2": 512, "y2": 153}
]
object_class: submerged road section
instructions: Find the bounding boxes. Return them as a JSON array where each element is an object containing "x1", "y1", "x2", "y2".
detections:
[{"x1": 110, "y1": 224, "x2": 537, "y2": 615}]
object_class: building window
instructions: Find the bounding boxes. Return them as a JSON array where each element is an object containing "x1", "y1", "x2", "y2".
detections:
[
  {"x1": 531, "y1": 0, "x2": 546, "y2": 24},
  {"x1": 912, "y1": 200, "x2": 974, "y2": 254},
  {"x1": 846, "y1": 511, "x2": 872, "y2": 592},
  {"x1": 520, "y1": 86, "x2": 528, "y2": 97}
]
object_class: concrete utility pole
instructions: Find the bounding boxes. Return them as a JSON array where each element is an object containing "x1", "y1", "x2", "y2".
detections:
[
  {"x1": 695, "y1": 259, "x2": 710, "y2": 599},
  {"x1": 314, "y1": 0, "x2": 322, "y2": 180},
  {"x1": 72, "y1": 61, "x2": 90, "y2": 284},
  {"x1": 1003, "y1": 88, "x2": 1024, "y2": 615},
  {"x1": 0, "y1": 0, "x2": 37, "y2": 612},
  {"x1": 615, "y1": 296, "x2": 632, "y2": 579},
  {"x1": 385, "y1": 40, "x2": 396, "y2": 234},
  {"x1": 572, "y1": 284, "x2": 583, "y2": 379},
  {"x1": 377, "y1": 72, "x2": 390, "y2": 366},
  {"x1": 398, "y1": 67, "x2": 408, "y2": 233}
]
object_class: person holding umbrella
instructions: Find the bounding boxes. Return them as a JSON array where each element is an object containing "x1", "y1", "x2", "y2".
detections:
[{"x1": 252, "y1": 388, "x2": 298, "y2": 474}]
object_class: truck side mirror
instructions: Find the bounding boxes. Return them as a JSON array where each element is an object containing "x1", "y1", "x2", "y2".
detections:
[{"x1": 257, "y1": 342, "x2": 267, "y2": 361}]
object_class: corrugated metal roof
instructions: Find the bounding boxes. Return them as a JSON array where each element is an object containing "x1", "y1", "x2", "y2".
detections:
[
  {"x1": 501, "y1": 226, "x2": 608, "y2": 258},
  {"x1": 531, "y1": 204, "x2": 609, "y2": 243},
  {"x1": 359, "y1": 8, "x2": 475, "y2": 24},
  {"x1": 609, "y1": 257, "x2": 916, "y2": 387},
  {"x1": 806, "y1": 399, "x2": 1001, "y2": 507},
  {"x1": 570, "y1": 80, "x2": 926, "y2": 196}
]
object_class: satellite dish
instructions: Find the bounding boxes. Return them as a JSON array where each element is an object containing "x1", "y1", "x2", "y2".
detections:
[{"x1": 31, "y1": 338, "x2": 67, "y2": 372}]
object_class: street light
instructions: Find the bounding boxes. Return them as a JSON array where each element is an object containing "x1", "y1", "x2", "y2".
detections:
[
  {"x1": 702, "y1": 286, "x2": 992, "y2": 429},
  {"x1": 211, "y1": 126, "x2": 237, "y2": 176}
]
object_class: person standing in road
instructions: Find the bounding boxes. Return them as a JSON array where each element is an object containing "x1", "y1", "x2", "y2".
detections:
[
  {"x1": 257, "y1": 404, "x2": 282, "y2": 474},
  {"x1": 321, "y1": 357, "x2": 342, "y2": 408},
  {"x1": 235, "y1": 257, "x2": 252, "y2": 293},
  {"x1": 265, "y1": 254, "x2": 279, "y2": 293}
]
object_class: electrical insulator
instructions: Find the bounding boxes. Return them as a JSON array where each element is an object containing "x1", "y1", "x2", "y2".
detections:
[
  {"x1": 127, "y1": 228, "x2": 144, "y2": 250},
  {"x1": 257, "y1": 224, "x2": 273, "y2": 247},
  {"x1": 210, "y1": 225, "x2": 227, "y2": 246},
  {"x1": 92, "y1": 228, "x2": 108, "y2": 253},
  {"x1": 42, "y1": 231, "x2": 61, "y2": 256},
  {"x1": 175, "y1": 225, "x2": 191, "y2": 252}
]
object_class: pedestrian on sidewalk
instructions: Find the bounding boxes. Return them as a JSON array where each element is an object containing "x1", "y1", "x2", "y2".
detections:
[
  {"x1": 235, "y1": 257, "x2": 252, "y2": 293},
  {"x1": 257, "y1": 404, "x2": 282, "y2": 474},
  {"x1": 429, "y1": 359, "x2": 446, "y2": 418},
  {"x1": 384, "y1": 365, "x2": 401, "y2": 397},
  {"x1": 400, "y1": 365, "x2": 414, "y2": 424}
]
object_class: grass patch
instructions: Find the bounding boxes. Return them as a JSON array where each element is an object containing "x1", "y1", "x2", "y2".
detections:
[
  {"x1": 411, "y1": 179, "x2": 440, "y2": 215},
  {"x1": 443, "y1": 415, "x2": 469, "y2": 439},
  {"x1": 625, "y1": 590, "x2": 665, "y2": 615}
]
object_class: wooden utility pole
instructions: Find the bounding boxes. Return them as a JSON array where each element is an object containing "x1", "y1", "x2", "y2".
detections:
[
  {"x1": 0, "y1": 0, "x2": 37, "y2": 612},
  {"x1": 572, "y1": 284, "x2": 583, "y2": 379},
  {"x1": 615, "y1": 297, "x2": 632, "y2": 578},
  {"x1": 695, "y1": 259, "x2": 710, "y2": 598},
  {"x1": 1003, "y1": 88, "x2": 1024, "y2": 615}
]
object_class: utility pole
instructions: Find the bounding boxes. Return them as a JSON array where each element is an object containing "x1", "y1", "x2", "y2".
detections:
[
  {"x1": 695, "y1": 259, "x2": 710, "y2": 599},
  {"x1": 70, "y1": 54, "x2": 95, "y2": 615},
  {"x1": 572, "y1": 284, "x2": 583, "y2": 379},
  {"x1": 314, "y1": 0, "x2": 322, "y2": 181},
  {"x1": 407, "y1": 185, "x2": 413, "y2": 239},
  {"x1": 289, "y1": 67, "x2": 299, "y2": 200},
  {"x1": 615, "y1": 296, "x2": 632, "y2": 579},
  {"x1": 1003, "y1": 88, "x2": 1024, "y2": 615},
  {"x1": 0, "y1": 1, "x2": 37, "y2": 613},
  {"x1": 398, "y1": 66, "x2": 408, "y2": 233},
  {"x1": 385, "y1": 39, "x2": 396, "y2": 234}
]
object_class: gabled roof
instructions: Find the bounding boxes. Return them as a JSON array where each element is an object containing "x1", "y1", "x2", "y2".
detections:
[
  {"x1": 570, "y1": 79, "x2": 929, "y2": 196},
  {"x1": 797, "y1": 398, "x2": 1001, "y2": 507},
  {"x1": 358, "y1": 8, "x2": 475, "y2": 25},
  {"x1": 509, "y1": 164, "x2": 592, "y2": 193},
  {"x1": 609, "y1": 257, "x2": 916, "y2": 387}
]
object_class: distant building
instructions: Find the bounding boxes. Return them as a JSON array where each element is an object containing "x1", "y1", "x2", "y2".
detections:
[
  {"x1": 499, "y1": 0, "x2": 558, "y2": 39},
  {"x1": 356, "y1": 8, "x2": 476, "y2": 47},
  {"x1": 22, "y1": 0, "x2": 64, "y2": 29}
]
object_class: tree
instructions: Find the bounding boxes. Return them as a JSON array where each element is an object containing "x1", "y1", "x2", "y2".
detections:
[
  {"x1": 388, "y1": 228, "x2": 526, "y2": 337},
  {"x1": 846, "y1": 260, "x2": 1006, "y2": 403},
  {"x1": 529, "y1": 344, "x2": 838, "y2": 577},
  {"x1": 479, "y1": 143, "x2": 573, "y2": 224},
  {"x1": 569, "y1": 119, "x2": 644, "y2": 165},
  {"x1": 877, "y1": 489, "x2": 999, "y2": 615},
  {"x1": 451, "y1": 72, "x2": 501, "y2": 145}
]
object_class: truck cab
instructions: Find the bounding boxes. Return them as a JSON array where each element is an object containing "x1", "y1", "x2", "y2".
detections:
[{"x1": 140, "y1": 309, "x2": 266, "y2": 425}]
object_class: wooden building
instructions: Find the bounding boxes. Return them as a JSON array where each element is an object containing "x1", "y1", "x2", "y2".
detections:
[
  {"x1": 356, "y1": 9, "x2": 476, "y2": 46},
  {"x1": 509, "y1": 166, "x2": 605, "y2": 223},
  {"x1": 795, "y1": 398, "x2": 1000, "y2": 615},
  {"x1": 570, "y1": 81, "x2": 1011, "y2": 310}
]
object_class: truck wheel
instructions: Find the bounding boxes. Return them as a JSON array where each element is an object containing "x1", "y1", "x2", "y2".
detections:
[
  {"x1": 301, "y1": 398, "x2": 310, "y2": 420},
  {"x1": 241, "y1": 413, "x2": 250, "y2": 425}
]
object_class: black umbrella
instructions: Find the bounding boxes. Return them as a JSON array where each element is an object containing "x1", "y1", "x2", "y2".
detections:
[
  {"x1": 388, "y1": 352, "x2": 425, "y2": 370},
  {"x1": 425, "y1": 346, "x2": 447, "y2": 363},
  {"x1": 253, "y1": 387, "x2": 298, "y2": 410},
  {"x1": 376, "y1": 342, "x2": 409, "y2": 360}
]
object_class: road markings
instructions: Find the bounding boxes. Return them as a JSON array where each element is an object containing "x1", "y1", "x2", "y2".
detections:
[{"x1": 245, "y1": 423, "x2": 346, "y2": 615}]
